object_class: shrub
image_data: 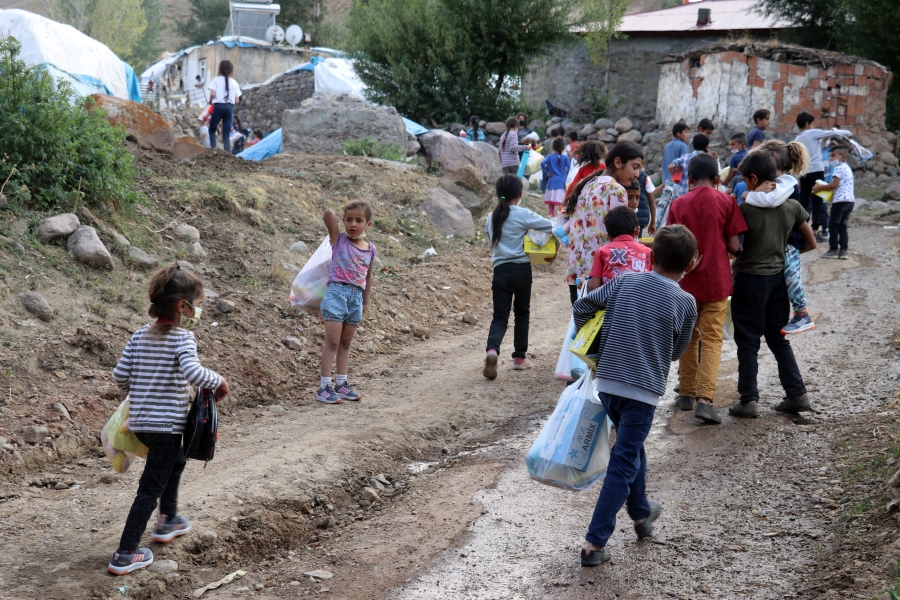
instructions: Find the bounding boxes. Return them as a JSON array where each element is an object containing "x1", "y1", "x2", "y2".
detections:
[
  {"x1": 342, "y1": 137, "x2": 405, "y2": 162},
  {"x1": 0, "y1": 37, "x2": 138, "y2": 210}
]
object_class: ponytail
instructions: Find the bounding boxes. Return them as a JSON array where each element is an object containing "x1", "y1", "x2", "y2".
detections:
[
  {"x1": 491, "y1": 175, "x2": 523, "y2": 248},
  {"x1": 501, "y1": 116, "x2": 518, "y2": 150},
  {"x1": 757, "y1": 139, "x2": 809, "y2": 177},
  {"x1": 551, "y1": 137, "x2": 566, "y2": 169},
  {"x1": 218, "y1": 60, "x2": 234, "y2": 101},
  {"x1": 786, "y1": 140, "x2": 809, "y2": 177},
  {"x1": 469, "y1": 116, "x2": 480, "y2": 141}
]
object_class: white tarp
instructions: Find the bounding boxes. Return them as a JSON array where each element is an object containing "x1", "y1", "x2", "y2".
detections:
[
  {"x1": 314, "y1": 57, "x2": 366, "y2": 99},
  {"x1": 0, "y1": 9, "x2": 133, "y2": 100}
]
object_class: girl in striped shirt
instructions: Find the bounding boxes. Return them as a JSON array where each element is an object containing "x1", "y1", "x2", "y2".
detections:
[{"x1": 107, "y1": 264, "x2": 229, "y2": 575}]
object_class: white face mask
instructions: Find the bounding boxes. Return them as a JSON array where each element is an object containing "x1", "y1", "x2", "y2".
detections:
[
  {"x1": 179, "y1": 303, "x2": 202, "y2": 330},
  {"x1": 731, "y1": 148, "x2": 741, "y2": 155},
  {"x1": 830, "y1": 159, "x2": 843, "y2": 167}
]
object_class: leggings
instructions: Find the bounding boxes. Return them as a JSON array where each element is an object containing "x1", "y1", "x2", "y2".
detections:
[{"x1": 783, "y1": 245, "x2": 806, "y2": 313}]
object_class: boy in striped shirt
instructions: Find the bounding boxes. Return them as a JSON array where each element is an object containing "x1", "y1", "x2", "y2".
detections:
[{"x1": 574, "y1": 225, "x2": 699, "y2": 567}]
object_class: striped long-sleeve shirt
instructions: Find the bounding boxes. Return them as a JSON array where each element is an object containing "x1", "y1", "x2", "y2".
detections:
[
  {"x1": 573, "y1": 271, "x2": 697, "y2": 405},
  {"x1": 112, "y1": 324, "x2": 222, "y2": 434},
  {"x1": 498, "y1": 130, "x2": 530, "y2": 168}
]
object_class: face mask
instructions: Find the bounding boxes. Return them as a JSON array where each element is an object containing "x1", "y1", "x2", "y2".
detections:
[
  {"x1": 179, "y1": 303, "x2": 202, "y2": 330},
  {"x1": 830, "y1": 159, "x2": 842, "y2": 167},
  {"x1": 519, "y1": 120, "x2": 527, "y2": 127},
  {"x1": 731, "y1": 148, "x2": 740, "y2": 155}
]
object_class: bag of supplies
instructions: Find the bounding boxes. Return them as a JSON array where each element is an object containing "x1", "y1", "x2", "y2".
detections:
[
  {"x1": 570, "y1": 310, "x2": 605, "y2": 369},
  {"x1": 523, "y1": 149, "x2": 543, "y2": 177},
  {"x1": 290, "y1": 237, "x2": 332, "y2": 311},
  {"x1": 101, "y1": 398, "x2": 149, "y2": 474},
  {"x1": 554, "y1": 316, "x2": 587, "y2": 381},
  {"x1": 723, "y1": 297, "x2": 734, "y2": 341},
  {"x1": 525, "y1": 371, "x2": 612, "y2": 491}
]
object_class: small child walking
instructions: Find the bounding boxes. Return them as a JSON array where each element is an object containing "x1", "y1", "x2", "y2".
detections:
[
  {"x1": 316, "y1": 201, "x2": 377, "y2": 403},
  {"x1": 483, "y1": 175, "x2": 555, "y2": 379},
  {"x1": 574, "y1": 226, "x2": 699, "y2": 567},
  {"x1": 108, "y1": 264, "x2": 228, "y2": 575},
  {"x1": 541, "y1": 138, "x2": 571, "y2": 216},
  {"x1": 813, "y1": 146, "x2": 855, "y2": 259},
  {"x1": 586, "y1": 206, "x2": 651, "y2": 291}
]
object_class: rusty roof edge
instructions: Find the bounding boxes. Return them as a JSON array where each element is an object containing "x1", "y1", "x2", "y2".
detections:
[{"x1": 658, "y1": 40, "x2": 890, "y2": 72}]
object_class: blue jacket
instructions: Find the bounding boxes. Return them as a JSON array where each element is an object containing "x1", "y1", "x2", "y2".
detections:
[
  {"x1": 661, "y1": 139, "x2": 689, "y2": 183},
  {"x1": 540, "y1": 153, "x2": 571, "y2": 191}
]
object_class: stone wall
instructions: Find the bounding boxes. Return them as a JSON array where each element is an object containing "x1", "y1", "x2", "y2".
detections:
[{"x1": 236, "y1": 70, "x2": 316, "y2": 135}]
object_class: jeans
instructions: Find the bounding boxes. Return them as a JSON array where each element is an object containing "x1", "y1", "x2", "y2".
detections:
[
  {"x1": 799, "y1": 171, "x2": 825, "y2": 230},
  {"x1": 678, "y1": 298, "x2": 728, "y2": 401},
  {"x1": 119, "y1": 433, "x2": 186, "y2": 551},
  {"x1": 321, "y1": 282, "x2": 364, "y2": 325},
  {"x1": 783, "y1": 245, "x2": 806, "y2": 313},
  {"x1": 585, "y1": 393, "x2": 655, "y2": 548},
  {"x1": 829, "y1": 202, "x2": 854, "y2": 251},
  {"x1": 209, "y1": 103, "x2": 234, "y2": 153},
  {"x1": 486, "y1": 262, "x2": 532, "y2": 359},
  {"x1": 731, "y1": 272, "x2": 807, "y2": 405},
  {"x1": 502, "y1": 166, "x2": 518, "y2": 175}
]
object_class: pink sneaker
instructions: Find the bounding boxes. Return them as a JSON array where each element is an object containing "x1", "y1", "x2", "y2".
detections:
[{"x1": 512, "y1": 357, "x2": 533, "y2": 370}]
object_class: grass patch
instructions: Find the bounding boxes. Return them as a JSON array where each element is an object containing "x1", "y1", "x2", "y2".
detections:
[{"x1": 342, "y1": 137, "x2": 406, "y2": 162}]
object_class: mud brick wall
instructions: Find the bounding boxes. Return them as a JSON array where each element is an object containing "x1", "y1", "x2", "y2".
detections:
[{"x1": 236, "y1": 70, "x2": 316, "y2": 135}]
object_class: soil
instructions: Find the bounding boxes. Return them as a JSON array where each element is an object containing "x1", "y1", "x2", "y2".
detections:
[{"x1": 0, "y1": 143, "x2": 899, "y2": 600}]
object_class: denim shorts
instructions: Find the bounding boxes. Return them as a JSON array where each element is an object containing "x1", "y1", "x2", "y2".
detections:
[{"x1": 321, "y1": 282, "x2": 364, "y2": 325}]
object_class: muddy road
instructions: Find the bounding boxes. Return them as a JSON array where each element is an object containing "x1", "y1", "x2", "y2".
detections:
[{"x1": 1, "y1": 220, "x2": 899, "y2": 600}]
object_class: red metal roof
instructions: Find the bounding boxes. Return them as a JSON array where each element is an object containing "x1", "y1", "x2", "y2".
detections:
[{"x1": 617, "y1": 0, "x2": 792, "y2": 33}]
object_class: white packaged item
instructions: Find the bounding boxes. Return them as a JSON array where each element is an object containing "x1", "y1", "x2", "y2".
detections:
[{"x1": 289, "y1": 238, "x2": 332, "y2": 311}]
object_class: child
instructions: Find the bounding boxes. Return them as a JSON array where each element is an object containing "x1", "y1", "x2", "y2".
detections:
[
  {"x1": 666, "y1": 153, "x2": 747, "y2": 424},
  {"x1": 668, "y1": 134, "x2": 710, "y2": 198},
  {"x1": 565, "y1": 131, "x2": 580, "y2": 158},
  {"x1": 747, "y1": 109, "x2": 770, "y2": 149},
  {"x1": 690, "y1": 119, "x2": 716, "y2": 156},
  {"x1": 795, "y1": 112, "x2": 851, "y2": 240},
  {"x1": 723, "y1": 132, "x2": 747, "y2": 187},
  {"x1": 745, "y1": 139, "x2": 817, "y2": 334},
  {"x1": 625, "y1": 180, "x2": 640, "y2": 211},
  {"x1": 483, "y1": 175, "x2": 555, "y2": 379},
  {"x1": 541, "y1": 138, "x2": 571, "y2": 216},
  {"x1": 813, "y1": 146, "x2": 854, "y2": 259},
  {"x1": 729, "y1": 152, "x2": 816, "y2": 418},
  {"x1": 586, "y1": 206, "x2": 651, "y2": 291},
  {"x1": 317, "y1": 201, "x2": 377, "y2": 403},
  {"x1": 636, "y1": 169, "x2": 657, "y2": 236},
  {"x1": 566, "y1": 140, "x2": 607, "y2": 194},
  {"x1": 499, "y1": 117, "x2": 531, "y2": 175},
  {"x1": 574, "y1": 225, "x2": 698, "y2": 567},
  {"x1": 661, "y1": 123, "x2": 690, "y2": 184},
  {"x1": 108, "y1": 264, "x2": 228, "y2": 575},
  {"x1": 466, "y1": 115, "x2": 486, "y2": 142}
]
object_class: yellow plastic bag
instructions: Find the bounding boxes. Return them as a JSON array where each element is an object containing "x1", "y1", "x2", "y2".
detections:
[
  {"x1": 570, "y1": 311, "x2": 605, "y2": 369},
  {"x1": 102, "y1": 398, "x2": 148, "y2": 473}
]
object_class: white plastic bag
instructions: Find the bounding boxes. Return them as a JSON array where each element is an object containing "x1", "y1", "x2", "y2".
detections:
[
  {"x1": 554, "y1": 316, "x2": 587, "y2": 381},
  {"x1": 527, "y1": 229, "x2": 551, "y2": 247},
  {"x1": 289, "y1": 238, "x2": 332, "y2": 311},
  {"x1": 525, "y1": 371, "x2": 612, "y2": 491},
  {"x1": 565, "y1": 160, "x2": 580, "y2": 189}
]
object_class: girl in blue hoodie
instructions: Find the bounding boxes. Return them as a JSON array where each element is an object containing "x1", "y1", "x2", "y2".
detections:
[{"x1": 541, "y1": 137, "x2": 571, "y2": 216}]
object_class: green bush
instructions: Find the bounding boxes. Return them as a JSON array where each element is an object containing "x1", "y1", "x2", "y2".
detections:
[
  {"x1": 342, "y1": 137, "x2": 406, "y2": 162},
  {"x1": 0, "y1": 37, "x2": 138, "y2": 210}
]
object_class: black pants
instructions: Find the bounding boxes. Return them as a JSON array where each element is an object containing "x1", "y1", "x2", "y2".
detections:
[
  {"x1": 486, "y1": 262, "x2": 532, "y2": 359},
  {"x1": 799, "y1": 171, "x2": 825, "y2": 230},
  {"x1": 569, "y1": 284, "x2": 579, "y2": 306},
  {"x1": 731, "y1": 272, "x2": 806, "y2": 405},
  {"x1": 119, "y1": 432, "x2": 186, "y2": 551},
  {"x1": 829, "y1": 202, "x2": 854, "y2": 251}
]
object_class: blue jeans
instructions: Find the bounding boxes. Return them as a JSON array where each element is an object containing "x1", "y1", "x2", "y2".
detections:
[
  {"x1": 783, "y1": 245, "x2": 806, "y2": 313},
  {"x1": 585, "y1": 392, "x2": 655, "y2": 548},
  {"x1": 321, "y1": 282, "x2": 364, "y2": 325},
  {"x1": 209, "y1": 103, "x2": 234, "y2": 153}
]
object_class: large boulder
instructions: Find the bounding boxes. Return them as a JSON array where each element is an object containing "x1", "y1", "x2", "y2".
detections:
[
  {"x1": 420, "y1": 188, "x2": 476, "y2": 237},
  {"x1": 438, "y1": 166, "x2": 494, "y2": 217},
  {"x1": 66, "y1": 226, "x2": 114, "y2": 269},
  {"x1": 172, "y1": 136, "x2": 206, "y2": 160},
  {"x1": 615, "y1": 117, "x2": 634, "y2": 133},
  {"x1": 485, "y1": 122, "x2": 506, "y2": 135},
  {"x1": 885, "y1": 181, "x2": 900, "y2": 201},
  {"x1": 87, "y1": 94, "x2": 174, "y2": 153},
  {"x1": 282, "y1": 93, "x2": 407, "y2": 156},
  {"x1": 37, "y1": 214, "x2": 80, "y2": 243},
  {"x1": 595, "y1": 118, "x2": 614, "y2": 130},
  {"x1": 617, "y1": 129, "x2": 643, "y2": 144},
  {"x1": 419, "y1": 130, "x2": 502, "y2": 182}
]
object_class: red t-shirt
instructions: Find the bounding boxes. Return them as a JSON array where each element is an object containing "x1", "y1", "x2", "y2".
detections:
[
  {"x1": 667, "y1": 186, "x2": 748, "y2": 302},
  {"x1": 566, "y1": 162, "x2": 607, "y2": 195},
  {"x1": 589, "y1": 234, "x2": 652, "y2": 284}
]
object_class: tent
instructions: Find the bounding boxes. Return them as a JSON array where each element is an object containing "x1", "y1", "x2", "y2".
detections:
[
  {"x1": 0, "y1": 9, "x2": 141, "y2": 102},
  {"x1": 314, "y1": 57, "x2": 366, "y2": 98}
]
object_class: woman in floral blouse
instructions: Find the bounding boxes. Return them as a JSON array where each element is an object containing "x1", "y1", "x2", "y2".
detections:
[{"x1": 562, "y1": 141, "x2": 645, "y2": 305}]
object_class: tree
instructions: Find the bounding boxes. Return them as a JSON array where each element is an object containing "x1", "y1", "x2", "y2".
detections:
[
  {"x1": 129, "y1": 0, "x2": 166, "y2": 70},
  {"x1": 279, "y1": 0, "x2": 326, "y2": 44},
  {"x1": 51, "y1": 0, "x2": 94, "y2": 32},
  {"x1": 581, "y1": 0, "x2": 630, "y2": 92},
  {"x1": 177, "y1": 0, "x2": 231, "y2": 47},
  {"x1": 89, "y1": 0, "x2": 148, "y2": 62}
]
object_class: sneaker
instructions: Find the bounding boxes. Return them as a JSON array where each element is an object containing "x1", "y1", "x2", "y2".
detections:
[
  {"x1": 580, "y1": 545, "x2": 611, "y2": 567},
  {"x1": 694, "y1": 402, "x2": 722, "y2": 424},
  {"x1": 838, "y1": 249, "x2": 849, "y2": 260},
  {"x1": 634, "y1": 500, "x2": 663, "y2": 539},
  {"x1": 334, "y1": 382, "x2": 361, "y2": 401},
  {"x1": 152, "y1": 515, "x2": 191, "y2": 543},
  {"x1": 675, "y1": 395, "x2": 695, "y2": 411},
  {"x1": 483, "y1": 351, "x2": 498, "y2": 380},
  {"x1": 315, "y1": 384, "x2": 342, "y2": 404},
  {"x1": 512, "y1": 357, "x2": 533, "y2": 370},
  {"x1": 781, "y1": 313, "x2": 816, "y2": 335},
  {"x1": 108, "y1": 548, "x2": 153, "y2": 575},
  {"x1": 774, "y1": 393, "x2": 812, "y2": 413},
  {"x1": 822, "y1": 249, "x2": 839, "y2": 259},
  {"x1": 728, "y1": 401, "x2": 760, "y2": 418},
  {"x1": 815, "y1": 232, "x2": 828, "y2": 243}
]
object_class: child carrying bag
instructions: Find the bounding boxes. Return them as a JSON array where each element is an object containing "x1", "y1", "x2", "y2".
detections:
[
  {"x1": 290, "y1": 237, "x2": 332, "y2": 311},
  {"x1": 570, "y1": 310, "x2": 605, "y2": 369},
  {"x1": 525, "y1": 371, "x2": 612, "y2": 491},
  {"x1": 101, "y1": 397, "x2": 149, "y2": 474},
  {"x1": 183, "y1": 388, "x2": 218, "y2": 464}
]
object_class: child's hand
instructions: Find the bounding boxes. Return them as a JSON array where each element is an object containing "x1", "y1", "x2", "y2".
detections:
[
  {"x1": 758, "y1": 181, "x2": 776, "y2": 193},
  {"x1": 811, "y1": 184, "x2": 822, "y2": 193},
  {"x1": 215, "y1": 377, "x2": 229, "y2": 402}
]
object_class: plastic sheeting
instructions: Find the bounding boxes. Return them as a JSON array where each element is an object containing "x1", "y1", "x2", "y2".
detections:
[
  {"x1": 0, "y1": 9, "x2": 140, "y2": 102},
  {"x1": 314, "y1": 57, "x2": 366, "y2": 98},
  {"x1": 237, "y1": 128, "x2": 283, "y2": 161}
]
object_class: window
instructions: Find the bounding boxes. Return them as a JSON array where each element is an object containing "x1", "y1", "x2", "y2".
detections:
[{"x1": 199, "y1": 59, "x2": 207, "y2": 82}]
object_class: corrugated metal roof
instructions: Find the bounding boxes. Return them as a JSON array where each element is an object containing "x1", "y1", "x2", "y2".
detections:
[{"x1": 618, "y1": 0, "x2": 792, "y2": 33}]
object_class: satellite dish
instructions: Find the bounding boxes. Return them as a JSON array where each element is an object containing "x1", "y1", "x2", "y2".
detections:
[
  {"x1": 285, "y1": 25, "x2": 304, "y2": 48},
  {"x1": 265, "y1": 25, "x2": 285, "y2": 45}
]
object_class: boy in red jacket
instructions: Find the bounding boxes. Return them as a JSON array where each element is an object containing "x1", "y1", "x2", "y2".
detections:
[
  {"x1": 587, "y1": 206, "x2": 650, "y2": 291},
  {"x1": 666, "y1": 153, "x2": 748, "y2": 424}
]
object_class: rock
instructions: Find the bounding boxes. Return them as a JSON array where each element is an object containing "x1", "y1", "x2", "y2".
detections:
[
  {"x1": 599, "y1": 132, "x2": 617, "y2": 144},
  {"x1": 418, "y1": 129, "x2": 502, "y2": 182},
  {"x1": 186, "y1": 241, "x2": 207, "y2": 258},
  {"x1": 580, "y1": 124, "x2": 599, "y2": 137},
  {"x1": 359, "y1": 487, "x2": 381, "y2": 503},
  {"x1": 216, "y1": 298, "x2": 236, "y2": 313},
  {"x1": 24, "y1": 426, "x2": 49, "y2": 444},
  {"x1": 855, "y1": 198, "x2": 870, "y2": 211},
  {"x1": 438, "y1": 165, "x2": 494, "y2": 217},
  {"x1": 289, "y1": 241, "x2": 309, "y2": 254},
  {"x1": 37, "y1": 213, "x2": 80, "y2": 243},
  {"x1": 53, "y1": 403, "x2": 71, "y2": 420},
  {"x1": 870, "y1": 200, "x2": 889, "y2": 211},
  {"x1": 528, "y1": 119, "x2": 545, "y2": 130},
  {"x1": 303, "y1": 570, "x2": 334, "y2": 580},
  {"x1": 595, "y1": 118, "x2": 614, "y2": 130},
  {"x1": 172, "y1": 135, "x2": 207, "y2": 160},
  {"x1": 267, "y1": 404, "x2": 285, "y2": 413},
  {"x1": 74, "y1": 206, "x2": 98, "y2": 225},
  {"x1": 99, "y1": 474, "x2": 120, "y2": 484},
  {"x1": 640, "y1": 120, "x2": 659, "y2": 134},
  {"x1": 375, "y1": 473, "x2": 390, "y2": 486},
  {"x1": 87, "y1": 94, "x2": 174, "y2": 152},
  {"x1": 879, "y1": 151, "x2": 899, "y2": 167},
  {"x1": 107, "y1": 229, "x2": 131, "y2": 247},
  {"x1": 53, "y1": 482, "x2": 69, "y2": 490},
  {"x1": 200, "y1": 530, "x2": 218, "y2": 545},
  {"x1": 885, "y1": 182, "x2": 900, "y2": 201},
  {"x1": 406, "y1": 139, "x2": 421, "y2": 156},
  {"x1": 413, "y1": 327, "x2": 430, "y2": 339},
  {"x1": 614, "y1": 117, "x2": 634, "y2": 133},
  {"x1": 20, "y1": 292, "x2": 53, "y2": 321},
  {"x1": 282, "y1": 337, "x2": 303, "y2": 351},
  {"x1": 369, "y1": 478, "x2": 385, "y2": 490},
  {"x1": 888, "y1": 499, "x2": 900, "y2": 513},
  {"x1": 283, "y1": 92, "x2": 407, "y2": 156},
  {"x1": 317, "y1": 515, "x2": 337, "y2": 529},
  {"x1": 177, "y1": 260, "x2": 195, "y2": 272},
  {"x1": 462, "y1": 312, "x2": 479, "y2": 325},
  {"x1": 127, "y1": 246, "x2": 159, "y2": 270},
  {"x1": 617, "y1": 129, "x2": 644, "y2": 144},
  {"x1": 420, "y1": 188, "x2": 476, "y2": 237},
  {"x1": 67, "y1": 226, "x2": 114, "y2": 269},
  {"x1": 175, "y1": 224, "x2": 201, "y2": 241},
  {"x1": 484, "y1": 122, "x2": 506, "y2": 135},
  {"x1": 148, "y1": 559, "x2": 178, "y2": 574}
]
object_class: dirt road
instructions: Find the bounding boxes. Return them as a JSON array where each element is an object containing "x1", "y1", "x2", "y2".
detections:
[{"x1": 1, "y1": 219, "x2": 898, "y2": 599}]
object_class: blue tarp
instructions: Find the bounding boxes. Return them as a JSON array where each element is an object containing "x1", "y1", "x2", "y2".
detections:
[
  {"x1": 237, "y1": 128, "x2": 283, "y2": 162},
  {"x1": 403, "y1": 117, "x2": 429, "y2": 137},
  {"x1": 122, "y1": 61, "x2": 142, "y2": 102}
]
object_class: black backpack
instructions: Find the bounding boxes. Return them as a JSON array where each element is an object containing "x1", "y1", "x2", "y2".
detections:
[{"x1": 183, "y1": 388, "x2": 218, "y2": 464}]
